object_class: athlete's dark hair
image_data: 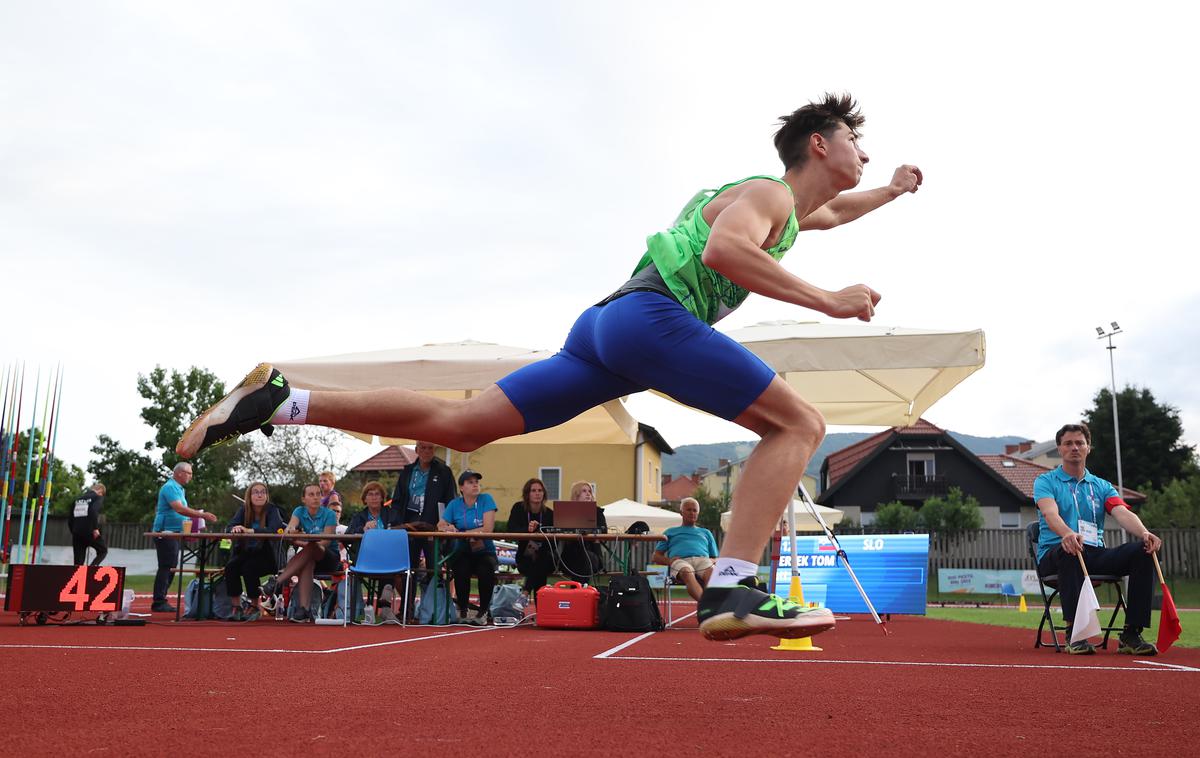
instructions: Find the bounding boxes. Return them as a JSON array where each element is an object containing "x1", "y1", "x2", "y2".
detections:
[
  {"x1": 1056, "y1": 423, "x2": 1092, "y2": 446},
  {"x1": 774, "y1": 92, "x2": 865, "y2": 171}
]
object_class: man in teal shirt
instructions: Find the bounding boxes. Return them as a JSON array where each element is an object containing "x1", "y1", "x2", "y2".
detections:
[
  {"x1": 653, "y1": 497, "x2": 719, "y2": 602},
  {"x1": 1034, "y1": 422, "x2": 1162, "y2": 655},
  {"x1": 151, "y1": 462, "x2": 216, "y2": 613}
]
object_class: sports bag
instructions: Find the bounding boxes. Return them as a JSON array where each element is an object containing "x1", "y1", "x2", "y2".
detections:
[{"x1": 602, "y1": 574, "x2": 664, "y2": 632}]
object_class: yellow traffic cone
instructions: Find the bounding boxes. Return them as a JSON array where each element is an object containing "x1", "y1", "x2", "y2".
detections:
[
  {"x1": 1018, "y1": 595, "x2": 1028, "y2": 613},
  {"x1": 772, "y1": 575, "x2": 822, "y2": 651}
]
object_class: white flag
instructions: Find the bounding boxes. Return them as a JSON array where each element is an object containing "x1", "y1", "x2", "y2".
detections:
[{"x1": 1071, "y1": 580, "x2": 1102, "y2": 643}]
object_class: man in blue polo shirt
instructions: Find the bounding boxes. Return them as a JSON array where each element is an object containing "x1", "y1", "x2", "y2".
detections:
[
  {"x1": 1033, "y1": 422, "x2": 1162, "y2": 655},
  {"x1": 652, "y1": 497, "x2": 720, "y2": 602},
  {"x1": 151, "y1": 462, "x2": 217, "y2": 613}
]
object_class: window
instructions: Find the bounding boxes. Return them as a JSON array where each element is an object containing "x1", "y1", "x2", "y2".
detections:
[
  {"x1": 1000, "y1": 511, "x2": 1020, "y2": 529},
  {"x1": 906, "y1": 454, "x2": 935, "y2": 477},
  {"x1": 539, "y1": 467, "x2": 562, "y2": 500}
]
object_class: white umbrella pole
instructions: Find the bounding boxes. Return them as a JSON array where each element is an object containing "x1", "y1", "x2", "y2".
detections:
[{"x1": 796, "y1": 482, "x2": 889, "y2": 636}]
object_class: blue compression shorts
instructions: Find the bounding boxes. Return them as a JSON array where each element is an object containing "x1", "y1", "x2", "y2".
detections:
[{"x1": 496, "y1": 291, "x2": 777, "y2": 433}]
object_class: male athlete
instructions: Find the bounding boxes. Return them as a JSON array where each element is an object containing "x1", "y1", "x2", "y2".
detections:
[{"x1": 178, "y1": 93, "x2": 921, "y2": 642}]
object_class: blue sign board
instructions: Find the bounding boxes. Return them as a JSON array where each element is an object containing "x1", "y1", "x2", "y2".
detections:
[{"x1": 771, "y1": 534, "x2": 929, "y2": 615}]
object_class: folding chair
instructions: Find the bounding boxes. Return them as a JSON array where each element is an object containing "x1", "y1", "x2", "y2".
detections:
[
  {"x1": 346, "y1": 529, "x2": 411, "y2": 627},
  {"x1": 1027, "y1": 522, "x2": 1127, "y2": 651}
]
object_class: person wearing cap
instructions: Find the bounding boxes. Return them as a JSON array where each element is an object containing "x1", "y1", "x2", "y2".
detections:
[{"x1": 437, "y1": 469, "x2": 498, "y2": 625}]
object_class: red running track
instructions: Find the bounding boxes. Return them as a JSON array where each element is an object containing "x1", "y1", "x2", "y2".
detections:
[{"x1": 1, "y1": 603, "x2": 1196, "y2": 757}]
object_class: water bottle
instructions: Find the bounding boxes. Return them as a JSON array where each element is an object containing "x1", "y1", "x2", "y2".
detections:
[{"x1": 363, "y1": 605, "x2": 376, "y2": 624}]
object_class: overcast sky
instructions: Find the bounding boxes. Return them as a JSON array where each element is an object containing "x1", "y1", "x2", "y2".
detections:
[{"x1": 3, "y1": 1, "x2": 1197, "y2": 477}]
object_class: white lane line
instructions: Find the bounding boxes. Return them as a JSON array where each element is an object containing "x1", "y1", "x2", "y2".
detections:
[
  {"x1": 0, "y1": 626, "x2": 496, "y2": 655},
  {"x1": 321, "y1": 626, "x2": 495, "y2": 653},
  {"x1": 594, "y1": 632, "x2": 657, "y2": 659},
  {"x1": 1132, "y1": 660, "x2": 1200, "y2": 672},
  {"x1": 601, "y1": 655, "x2": 1200, "y2": 673},
  {"x1": 593, "y1": 610, "x2": 699, "y2": 659}
]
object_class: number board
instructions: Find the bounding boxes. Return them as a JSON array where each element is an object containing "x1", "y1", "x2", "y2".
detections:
[{"x1": 4, "y1": 564, "x2": 126, "y2": 614}]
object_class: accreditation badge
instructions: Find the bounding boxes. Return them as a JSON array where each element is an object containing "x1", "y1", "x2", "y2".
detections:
[{"x1": 1078, "y1": 520, "x2": 1099, "y2": 547}]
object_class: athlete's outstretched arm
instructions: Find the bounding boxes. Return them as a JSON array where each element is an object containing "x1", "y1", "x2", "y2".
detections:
[
  {"x1": 701, "y1": 181, "x2": 880, "y2": 321},
  {"x1": 798, "y1": 164, "x2": 922, "y2": 231}
]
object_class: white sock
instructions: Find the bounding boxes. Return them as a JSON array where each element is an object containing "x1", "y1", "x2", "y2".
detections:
[
  {"x1": 707, "y1": 557, "x2": 758, "y2": 588},
  {"x1": 270, "y1": 388, "x2": 310, "y2": 425}
]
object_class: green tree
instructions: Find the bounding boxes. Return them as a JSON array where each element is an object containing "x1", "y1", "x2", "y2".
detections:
[
  {"x1": 918, "y1": 487, "x2": 984, "y2": 534},
  {"x1": 1140, "y1": 475, "x2": 1200, "y2": 528},
  {"x1": 873, "y1": 501, "x2": 920, "y2": 531},
  {"x1": 136, "y1": 366, "x2": 248, "y2": 516},
  {"x1": 691, "y1": 486, "x2": 728, "y2": 535},
  {"x1": 238, "y1": 425, "x2": 347, "y2": 509},
  {"x1": 88, "y1": 434, "x2": 164, "y2": 523},
  {"x1": 1083, "y1": 385, "x2": 1198, "y2": 491}
]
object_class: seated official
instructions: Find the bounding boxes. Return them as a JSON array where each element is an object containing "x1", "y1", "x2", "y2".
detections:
[
  {"x1": 225, "y1": 481, "x2": 286, "y2": 622},
  {"x1": 262, "y1": 483, "x2": 340, "y2": 623},
  {"x1": 438, "y1": 469, "x2": 498, "y2": 625},
  {"x1": 651, "y1": 497, "x2": 718, "y2": 602},
  {"x1": 558, "y1": 480, "x2": 606, "y2": 582},
  {"x1": 346, "y1": 480, "x2": 404, "y2": 621},
  {"x1": 1035, "y1": 422, "x2": 1163, "y2": 655},
  {"x1": 507, "y1": 477, "x2": 555, "y2": 596}
]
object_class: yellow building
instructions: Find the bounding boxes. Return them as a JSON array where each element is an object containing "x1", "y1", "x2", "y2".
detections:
[{"x1": 353, "y1": 424, "x2": 673, "y2": 524}]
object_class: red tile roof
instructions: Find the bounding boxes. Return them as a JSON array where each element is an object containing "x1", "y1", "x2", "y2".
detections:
[
  {"x1": 979, "y1": 455, "x2": 1146, "y2": 503},
  {"x1": 977, "y1": 455, "x2": 1051, "y2": 499},
  {"x1": 350, "y1": 445, "x2": 417, "y2": 473},
  {"x1": 824, "y1": 419, "x2": 948, "y2": 490},
  {"x1": 662, "y1": 474, "x2": 702, "y2": 501}
]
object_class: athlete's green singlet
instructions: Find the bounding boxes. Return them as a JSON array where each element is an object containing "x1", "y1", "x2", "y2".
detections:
[{"x1": 631, "y1": 175, "x2": 799, "y2": 325}]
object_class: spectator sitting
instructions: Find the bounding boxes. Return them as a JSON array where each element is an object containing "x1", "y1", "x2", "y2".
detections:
[
  {"x1": 262, "y1": 483, "x2": 340, "y2": 623},
  {"x1": 558, "y1": 479, "x2": 607, "y2": 583},
  {"x1": 651, "y1": 497, "x2": 718, "y2": 602},
  {"x1": 347, "y1": 481, "x2": 404, "y2": 621},
  {"x1": 327, "y1": 491, "x2": 349, "y2": 563},
  {"x1": 438, "y1": 469, "x2": 498, "y2": 625},
  {"x1": 319, "y1": 470, "x2": 341, "y2": 507},
  {"x1": 391, "y1": 441, "x2": 458, "y2": 584},
  {"x1": 507, "y1": 477, "x2": 555, "y2": 597},
  {"x1": 225, "y1": 481, "x2": 286, "y2": 622}
]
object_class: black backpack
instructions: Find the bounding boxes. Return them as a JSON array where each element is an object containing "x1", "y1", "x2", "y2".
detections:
[{"x1": 602, "y1": 574, "x2": 664, "y2": 632}]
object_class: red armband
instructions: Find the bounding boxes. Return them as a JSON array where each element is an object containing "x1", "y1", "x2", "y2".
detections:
[{"x1": 1104, "y1": 496, "x2": 1128, "y2": 514}]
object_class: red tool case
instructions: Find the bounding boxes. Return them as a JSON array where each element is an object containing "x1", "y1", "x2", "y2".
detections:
[{"x1": 536, "y1": 581, "x2": 600, "y2": 629}]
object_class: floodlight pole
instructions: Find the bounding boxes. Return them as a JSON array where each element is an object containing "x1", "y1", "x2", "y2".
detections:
[{"x1": 1096, "y1": 324, "x2": 1124, "y2": 494}]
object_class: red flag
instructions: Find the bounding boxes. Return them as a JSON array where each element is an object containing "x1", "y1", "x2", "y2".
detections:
[{"x1": 1158, "y1": 583, "x2": 1182, "y2": 653}]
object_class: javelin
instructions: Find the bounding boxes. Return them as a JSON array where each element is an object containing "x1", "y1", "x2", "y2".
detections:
[{"x1": 795, "y1": 481, "x2": 889, "y2": 636}]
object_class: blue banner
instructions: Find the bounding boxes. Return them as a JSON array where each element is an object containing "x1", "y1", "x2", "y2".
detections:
[{"x1": 771, "y1": 534, "x2": 929, "y2": 615}]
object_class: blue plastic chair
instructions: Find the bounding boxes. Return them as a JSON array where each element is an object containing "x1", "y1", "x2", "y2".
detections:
[{"x1": 346, "y1": 529, "x2": 411, "y2": 626}]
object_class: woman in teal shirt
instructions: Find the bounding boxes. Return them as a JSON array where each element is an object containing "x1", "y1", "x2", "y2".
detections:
[
  {"x1": 262, "y1": 482, "x2": 338, "y2": 623},
  {"x1": 437, "y1": 470, "x2": 498, "y2": 625}
]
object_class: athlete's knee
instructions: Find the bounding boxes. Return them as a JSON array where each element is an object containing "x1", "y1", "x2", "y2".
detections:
[{"x1": 767, "y1": 393, "x2": 825, "y2": 446}]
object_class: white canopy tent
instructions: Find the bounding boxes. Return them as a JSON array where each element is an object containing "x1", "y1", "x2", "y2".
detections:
[
  {"x1": 273, "y1": 320, "x2": 985, "y2": 446},
  {"x1": 600, "y1": 499, "x2": 682, "y2": 533},
  {"x1": 722, "y1": 320, "x2": 985, "y2": 427},
  {"x1": 720, "y1": 500, "x2": 844, "y2": 533}
]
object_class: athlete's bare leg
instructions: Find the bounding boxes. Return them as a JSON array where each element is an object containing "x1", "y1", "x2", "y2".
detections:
[
  {"x1": 722, "y1": 376, "x2": 826, "y2": 563},
  {"x1": 306, "y1": 384, "x2": 525, "y2": 452}
]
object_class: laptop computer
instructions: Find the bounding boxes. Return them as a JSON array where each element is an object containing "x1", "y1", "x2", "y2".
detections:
[{"x1": 551, "y1": 500, "x2": 599, "y2": 531}]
